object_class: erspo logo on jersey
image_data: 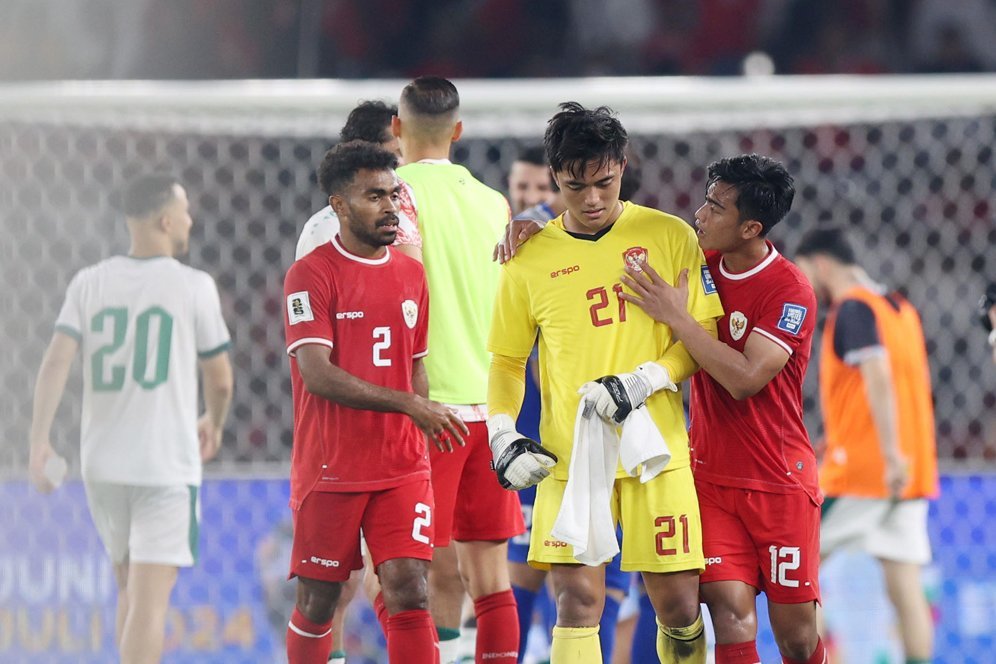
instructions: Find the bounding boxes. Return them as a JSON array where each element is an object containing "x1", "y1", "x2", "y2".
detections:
[
  {"x1": 308, "y1": 556, "x2": 340, "y2": 568},
  {"x1": 550, "y1": 265, "x2": 581, "y2": 279},
  {"x1": 335, "y1": 311, "x2": 365, "y2": 320}
]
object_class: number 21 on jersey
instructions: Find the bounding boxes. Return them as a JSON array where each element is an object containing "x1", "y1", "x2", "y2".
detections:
[{"x1": 588, "y1": 284, "x2": 627, "y2": 327}]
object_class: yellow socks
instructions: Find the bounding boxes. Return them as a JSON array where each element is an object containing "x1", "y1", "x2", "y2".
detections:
[
  {"x1": 551, "y1": 625, "x2": 602, "y2": 663},
  {"x1": 656, "y1": 612, "x2": 706, "y2": 663}
]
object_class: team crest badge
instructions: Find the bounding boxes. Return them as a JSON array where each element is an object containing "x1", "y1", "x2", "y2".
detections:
[
  {"x1": 729, "y1": 311, "x2": 748, "y2": 341},
  {"x1": 623, "y1": 246, "x2": 648, "y2": 271},
  {"x1": 401, "y1": 299, "x2": 418, "y2": 329}
]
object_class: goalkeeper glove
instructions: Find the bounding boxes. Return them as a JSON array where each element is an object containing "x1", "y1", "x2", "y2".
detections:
[
  {"x1": 488, "y1": 414, "x2": 558, "y2": 490},
  {"x1": 578, "y1": 361, "x2": 677, "y2": 424}
]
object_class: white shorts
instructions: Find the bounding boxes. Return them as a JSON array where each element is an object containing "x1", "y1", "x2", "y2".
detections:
[
  {"x1": 820, "y1": 496, "x2": 931, "y2": 565},
  {"x1": 84, "y1": 482, "x2": 200, "y2": 567}
]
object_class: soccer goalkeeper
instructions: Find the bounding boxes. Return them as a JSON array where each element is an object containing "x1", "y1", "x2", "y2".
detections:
[{"x1": 486, "y1": 102, "x2": 723, "y2": 663}]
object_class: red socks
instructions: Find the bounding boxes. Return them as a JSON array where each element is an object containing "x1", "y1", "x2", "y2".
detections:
[
  {"x1": 374, "y1": 592, "x2": 389, "y2": 635},
  {"x1": 387, "y1": 609, "x2": 439, "y2": 664},
  {"x1": 782, "y1": 637, "x2": 828, "y2": 664},
  {"x1": 286, "y1": 607, "x2": 333, "y2": 664},
  {"x1": 473, "y1": 589, "x2": 519, "y2": 663},
  {"x1": 716, "y1": 640, "x2": 761, "y2": 664}
]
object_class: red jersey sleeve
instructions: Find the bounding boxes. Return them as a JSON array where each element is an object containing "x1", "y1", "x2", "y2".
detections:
[
  {"x1": 413, "y1": 270, "x2": 429, "y2": 358},
  {"x1": 751, "y1": 279, "x2": 817, "y2": 357},
  {"x1": 283, "y1": 257, "x2": 335, "y2": 357}
]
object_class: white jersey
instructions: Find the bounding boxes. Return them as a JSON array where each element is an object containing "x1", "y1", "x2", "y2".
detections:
[
  {"x1": 295, "y1": 181, "x2": 422, "y2": 259},
  {"x1": 55, "y1": 256, "x2": 231, "y2": 486}
]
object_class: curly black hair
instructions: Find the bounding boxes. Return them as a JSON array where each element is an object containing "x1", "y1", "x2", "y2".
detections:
[
  {"x1": 317, "y1": 141, "x2": 399, "y2": 197},
  {"x1": 544, "y1": 102, "x2": 628, "y2": 179}
]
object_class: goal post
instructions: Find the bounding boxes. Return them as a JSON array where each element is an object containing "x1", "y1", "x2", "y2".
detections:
[{"x1": 1, "y1": 75, "x2": 993, "y2": 475}]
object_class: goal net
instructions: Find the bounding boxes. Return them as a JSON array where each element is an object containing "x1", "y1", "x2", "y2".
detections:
[
  {"x1": 2, "y1": 75, "x2": 992, "y2": 472},
  {"x1": 0, "y1": 76, "x2": 993, "y2": 663}
]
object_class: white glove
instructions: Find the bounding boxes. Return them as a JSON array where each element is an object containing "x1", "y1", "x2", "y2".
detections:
[
  {"x1": 578, "y1": 362, "x2": 677, "y2": 424},
  {"x1": 487, "y1": 414, "x2": 558, "y2": 490}
]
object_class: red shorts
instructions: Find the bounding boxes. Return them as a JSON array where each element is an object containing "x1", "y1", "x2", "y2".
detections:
[
  {"x1": 697, "y1": 478, "x2": 820, "y2": 604},
  {"x1": 430, "y1": 421, "x2": 524, "y2": 546},
  {"x1": 290, "y1": 480, "x2": 435, "y2": 583}
]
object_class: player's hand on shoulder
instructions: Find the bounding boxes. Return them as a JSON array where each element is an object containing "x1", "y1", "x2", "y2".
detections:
[
  {"x1": 406, "y1": 395, "x2": 469, "y2": 452},
  {"x1": 198, "y1": 414, "x2": 223, "y2": 462},
  {"x1": 28, "y1": 441, "x2": 67, "y2": 494},
  {"x1": 487, "y1": 414, "x2": 557, "y2": 490},
  {"x1": 493, "y1": 219, "x2": 545, "y2": 264}
]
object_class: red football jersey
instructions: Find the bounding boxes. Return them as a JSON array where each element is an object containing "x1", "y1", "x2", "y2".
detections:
[
  {"x1": 283, "y1": 236, "x2": 430, "y2": 508},
  {"x1": 689, "y1": 243, "x2": 820, "y2": 502}
]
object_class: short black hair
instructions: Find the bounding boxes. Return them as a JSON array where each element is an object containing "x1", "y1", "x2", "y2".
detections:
[
  {"x1": 795, "y1": 226, "x2": 857, "y2": 265},
  {"x1": 317, "y1": 141, "x2": 399, "y2": 197},
  {"x1": 340, "y1": 100, "x2": 397, "y2": 143},
  {"x1": 118, "y1": 173, "x2": 179, "y2": 218},
  {"x1": 400, "y1": 76, "x2": 460, "y2": 116},
  {"x1": 515, "y1": 145, "x2": 547, "y2": 167},
  {"x1": 707, "y1": 154, "x2": 795, "y2": 235},
  {"x1": 544, "y1": 102, "x2": 628, "y2": 179}
]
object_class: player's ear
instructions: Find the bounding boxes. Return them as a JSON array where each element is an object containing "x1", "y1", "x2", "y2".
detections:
[
  {"x1": 550, "y1": 168, "x2": 561, "y2": 191},
  {"x1": 451, "y1": 120, "x2": 463, "y2": 143},
  {"x1": 391, "y1": 116, "x2": 402, "y2": 139},
  {"x1": 329, "y1": 194, "x2": 345, "y2": 218},
  {"x1": 740, "y1": 219, "x2": 763, "y2": 241}
]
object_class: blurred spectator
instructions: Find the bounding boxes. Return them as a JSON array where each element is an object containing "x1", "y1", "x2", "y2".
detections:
[
  {"x1": 914, "y1": 23, "x2": 985, "y2": 73},
  {"x1": 910, "y1": 0, "x2": 996, "y2": 72},
  {"x1": 568, "y1": 0, "x2": 657, "y2": 75},
  {"x1": 2, "y1": 0, "x2": 995, "y2": 80}
]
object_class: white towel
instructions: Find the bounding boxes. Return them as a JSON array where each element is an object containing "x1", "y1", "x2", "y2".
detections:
[
  {"x1": 551, "y1": 402, "x2": 671, "y2": 566},
  {"x1": 619, "y1": 407, "x2": 671, "y2": 482}
]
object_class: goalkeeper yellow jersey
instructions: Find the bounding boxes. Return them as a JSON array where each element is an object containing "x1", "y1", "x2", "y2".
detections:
[{"x1": 488, "y1": 202, "x2": 724, "y2": 479}]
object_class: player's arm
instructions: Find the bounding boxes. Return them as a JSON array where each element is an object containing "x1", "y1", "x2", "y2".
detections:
[
  {"x1": 28, "y1": 332, "x2": 78, "y2": 492},
  {"x1": 620, "y1": 264, "x2": 785, "y2": 400},
  {"x1": 834, "y1": 299, "x2": 907, "y2": 497},
  {"x1": 654, "y1": 320, "x2": 717, "y2": 384},
  {"x1": 411, "y1": 356, "x2": 460, "y2": 452},
  {"x1": 980, "y1": 282, "x2": 996, "y2": 364},
  {"x1": 296, "y1": 344, "x2": 468, "y2": 446},
  {"x1": 858, "y1": 353, "x2": 906, "y2": 498},
  {"x1": 393, "y1": 183, "x2": 423, "y2": 263},
  {"x1": 493, "y1": 218, "x2": 546, "y2": 263},
  {"x1": 197, "y1": 351, "x2": 233, "y2": 462},
  {"x1": 487, "y1": 353, "x2": 556, "y2": 489},
  {"x1": 486, "y1": 264, "x2": 556, "y2": 488}
]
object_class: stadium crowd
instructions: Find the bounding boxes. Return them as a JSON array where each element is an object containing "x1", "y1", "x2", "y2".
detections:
[{"x1": 3, "y1": 0, "x2": 996, "y2": 81}]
